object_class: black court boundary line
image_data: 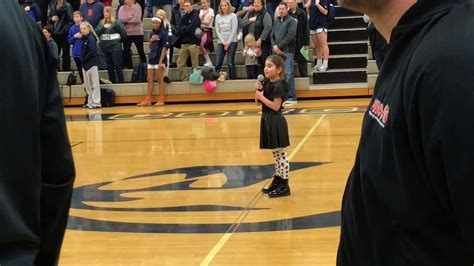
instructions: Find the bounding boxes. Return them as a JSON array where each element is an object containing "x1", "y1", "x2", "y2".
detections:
[
  {"x1": 68, "y1": 133, "x2": 361, "y2": 145},
  {"x1": 65, "y1": 106, "x2": 368, "y2": 122}
]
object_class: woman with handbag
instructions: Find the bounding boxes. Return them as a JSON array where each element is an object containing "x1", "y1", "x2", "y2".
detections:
[{"x1": 47, "y1": 0, "x2": 73, "y2": 71}]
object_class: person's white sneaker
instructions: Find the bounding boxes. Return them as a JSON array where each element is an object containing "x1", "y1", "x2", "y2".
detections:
[
  {"x1": 317, "y1": 65, "x2": 328, "y2": 72},
  {"x1": 311, "y1": 65, "x2": 321, "y2": 72},
  {"x1": 283, "y1": 99, "x2": 297, "y2": 107}
]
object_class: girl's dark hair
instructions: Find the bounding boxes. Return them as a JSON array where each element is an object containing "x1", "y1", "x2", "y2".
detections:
[
  {"x1": 267, "y1": 53, "x2": 287, "y2": 79},
  {"x1": 42, "y1": 25, "x2": 52, "y2": 34}
]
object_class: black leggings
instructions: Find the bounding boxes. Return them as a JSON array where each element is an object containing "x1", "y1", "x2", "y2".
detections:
[
  {"x1": 122, "y1": 35, "x2": 147, "y2": 69},
  {"x1": 53, "y1": 34, "x2": 71, "y2": 71}
]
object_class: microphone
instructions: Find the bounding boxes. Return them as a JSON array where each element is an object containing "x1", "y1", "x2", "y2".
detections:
[
  {"x1": 257, "y1": 74, "x2": 266, "y2": 86},
  {"x1": 256, "y1": 74, "x2": 265, "y2": 104}
]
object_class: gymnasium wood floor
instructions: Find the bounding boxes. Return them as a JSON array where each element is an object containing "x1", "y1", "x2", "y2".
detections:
[{"x1": 60, "y1": 98, "x2": 370, "y2": 265}]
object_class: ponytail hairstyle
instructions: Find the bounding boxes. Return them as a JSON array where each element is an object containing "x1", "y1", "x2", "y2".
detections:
[
  {"x1": 267, "y1": 53, "x2": 287, "y2": 79},
  {"x1": 155, "y1": 9, "x2": 171, "y2": 29}
]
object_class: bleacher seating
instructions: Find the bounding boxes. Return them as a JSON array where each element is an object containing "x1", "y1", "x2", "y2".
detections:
[{"x1": 59, "y1": 0, "x2": 378, "y2": 106}]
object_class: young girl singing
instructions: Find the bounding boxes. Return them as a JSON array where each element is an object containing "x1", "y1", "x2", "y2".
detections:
[{"x1": 255, "y1": 54, "x2": 291, "y2": 197}]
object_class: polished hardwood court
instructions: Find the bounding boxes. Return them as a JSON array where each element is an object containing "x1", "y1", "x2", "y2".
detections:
[{"x1": 60, "y1": 98, "x2": 370, "y2": 265}]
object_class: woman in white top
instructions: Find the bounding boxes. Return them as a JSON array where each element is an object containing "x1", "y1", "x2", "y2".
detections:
[
  {"x1": 214, "y1": 0, "x2": 238, "y2": 79},
  {"x1": 199, "y1": 0, "x2": 215, "y2": 67}
]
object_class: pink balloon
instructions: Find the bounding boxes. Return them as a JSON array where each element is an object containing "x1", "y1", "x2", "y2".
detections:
[{"x1": 204, "y1": 80, "x2": 217, "y2": 93}]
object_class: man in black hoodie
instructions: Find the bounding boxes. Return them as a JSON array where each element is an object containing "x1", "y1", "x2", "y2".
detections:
[
  {"x1": 337, "y1": 0, "x2": 474, "y2": 265},
  {"x1": 176, "y1": 0, "x2": 200, "y2": 81},
  {"x1": 0, "y1": 1, "x2": 75, "y2": 265},
  {"x1": 287, "y1": 0, "x2": 309, "y2": 77}
]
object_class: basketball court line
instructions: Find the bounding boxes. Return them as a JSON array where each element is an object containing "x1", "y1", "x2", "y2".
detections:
[
  {"x1": 199, "y1": 114, "x2": 327, "y2": 266},
  {"x1": 70, "y1": 142, "x2": 84, "y2": 148}
]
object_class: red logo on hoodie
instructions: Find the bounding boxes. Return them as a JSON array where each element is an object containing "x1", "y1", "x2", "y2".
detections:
[
  {"x1": 368, "y1": 99, "x2": 390, "y2": 128},
  {"x1": 88, "y1": 8, "x2": 93, "y2": 17}
]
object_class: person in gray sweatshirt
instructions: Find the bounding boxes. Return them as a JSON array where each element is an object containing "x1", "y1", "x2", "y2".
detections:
[
  {"x1": 215, "y1": 0, "x2": 238, "y2": 79},
  {"x1": 270, "y1": 2, "x2": 297, "y2": 106}
]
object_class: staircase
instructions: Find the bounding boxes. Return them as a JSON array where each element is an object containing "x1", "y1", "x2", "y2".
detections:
[{"x1": 311, "y1": 5, "x2": 369, "y2": 85}]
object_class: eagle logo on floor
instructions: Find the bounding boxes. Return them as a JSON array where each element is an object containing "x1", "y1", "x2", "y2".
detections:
[{"x1": 68, "y1": 162, "x2": 341, "y2": 233}]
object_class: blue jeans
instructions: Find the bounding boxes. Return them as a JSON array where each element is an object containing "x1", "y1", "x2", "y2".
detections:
[
  {"x1": 215, "y1": 42, "x2": 238, "y2": 80},
  {"x1": 105, "y1": 50, "x2": 124, "y2": 83},
  {"x1": 283, "y1": 52, "x2": 296, "y2": 100}
]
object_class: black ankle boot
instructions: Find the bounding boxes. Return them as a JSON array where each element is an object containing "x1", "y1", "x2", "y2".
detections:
[
  {"x1": 262, "y1": 176, "x2": 282, "y2": 193},
  {"x1": 268, "y1": 178, "x2": 290, "y2": 198}
]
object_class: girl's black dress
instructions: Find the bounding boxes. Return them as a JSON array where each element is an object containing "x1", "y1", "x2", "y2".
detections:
[{"x1": 260, "y1": 80, "x2": 290, "y2": 149}]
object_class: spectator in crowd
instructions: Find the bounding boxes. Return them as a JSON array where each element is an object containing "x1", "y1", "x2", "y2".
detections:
[
  {"x1": 38, "y1": 0, "x2": 51, "y2": 25},
  {"x1": 68, "y1": 11, "x2": 85, "y2": 83},
  {"x1": 307, "y1": 0, "x2": 329, "y2": 72},
  {"x1": 1, "y1": 1, "x2": 75, "y2": 264},
  {"x1": 337, "y1": 0, "x2": 474, "y2": 264},
  {"x1": 235, "y1": 0, "x2": 252, "y2": 16},
  {"x1": 150, "y1": 0, "x2": 173, "y2": 21},
  {"x1": 271, "y1": 2, "x2": 296, "y2": 106},
  {"x1": 96, "y1": 6, "x2": 127, "y2": 83},
  {"x1": 137, "y1": 17, "x2": 170, "y2": 106},
  {"x1": 69, "y1": 0, "x2": 81, "y2": 11},
  {"x1": 42, "y1": 25, "x2": 59, "y2": 59},
  {"x1": 287, "y1": 0, "x2": 309, "y2": 77},
  {"x1": 80, "y1": 0, "x2": 104, "y2": 28},
  {"x1": 170, "y1": 0, "x2": 186, "y2": 67},
  {"x1": 265, "y1": 0, "x2": 279, "y2": 20},
  {"x1": 242, "y1": 33, "x2": 261, "y2": 79},
  {"x1": 155, "y1": 9, "x2": 173, "y2": 83},
  {"x1": 21, "y1": 0, "x2": 42, "y2": 22},
  {"x1": 80, "y1": 21, "x2": 102, "y2": 108},
  {"x1": 241, "y1": 0, "x2": 272, "y2": 75},
  {"x1": 117, "y1": 0, "x2": 145, "y2": 19},
  {"x1": 48, "y1": 0, "x2": 73, "y2": 71},
  {"x1": 215, "y1": 0, "x2": 238, "y2": 79},
  {"x1": 176, "y1": 0, "x2": 200, "y2": 81},
  {"x1": 118, "y1": 0, "x2": 146, "y2": 69},
  {"x1": 199, "y1": 0, "x2": 215, "y2": 67}
]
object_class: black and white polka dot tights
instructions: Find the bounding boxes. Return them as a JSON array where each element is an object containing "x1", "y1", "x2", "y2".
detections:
[{"x1": 272, "y1": 148, "x2": 289, "y2": 179}]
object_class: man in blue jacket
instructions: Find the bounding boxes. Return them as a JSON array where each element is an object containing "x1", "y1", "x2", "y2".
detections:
[{"x1": 271, "y1": 2, "x2": 297, "y2": 106}]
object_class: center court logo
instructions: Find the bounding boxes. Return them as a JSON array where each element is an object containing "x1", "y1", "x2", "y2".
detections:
[{"x1": 68, "y1": 163, "x2": 341, "y2": 233}]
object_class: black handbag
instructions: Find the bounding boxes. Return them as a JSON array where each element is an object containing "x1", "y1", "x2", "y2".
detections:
[{"x1": 61, "y1": 71, "x2": 78, "y2": 104}]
